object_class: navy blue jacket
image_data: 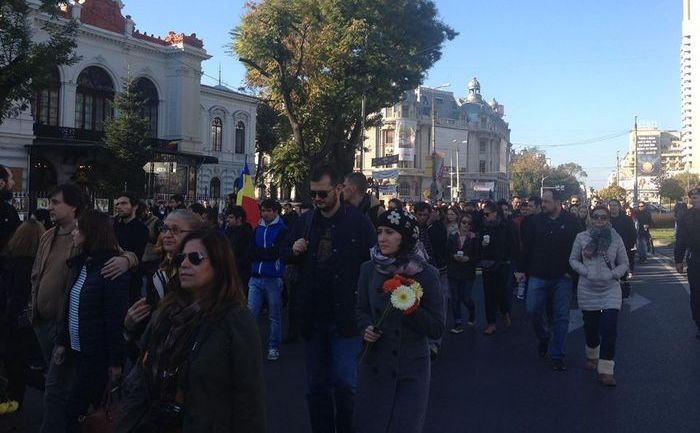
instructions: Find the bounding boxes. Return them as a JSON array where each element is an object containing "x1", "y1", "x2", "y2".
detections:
[
  {"x1": 282, "y1": 205, "x2": 376, "y2": 337},
  {"x1": 251, "y1": 216, "x2": 288, "y2": 278},
  {"x1": 58, "y1": 252, "x2": 130, "y2": 366}
]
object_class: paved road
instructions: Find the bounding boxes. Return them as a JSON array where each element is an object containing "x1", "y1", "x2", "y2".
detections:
[{"x1": 4, "y1": 249, "x2": 699, "y2": 433}]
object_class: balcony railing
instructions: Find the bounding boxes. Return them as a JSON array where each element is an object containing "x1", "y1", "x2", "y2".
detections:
[{"x1": 34, "y1": 124, "x2": 105, "y2": 142}]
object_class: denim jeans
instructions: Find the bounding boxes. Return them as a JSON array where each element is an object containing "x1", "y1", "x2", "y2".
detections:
[
  {"x1": 248, "y1": 277, "x2": 283, "y2": 350},
  {"x1": 304, "y1": 323, "x2": 361, "y2": 433},
  {"x1": 448, "y1": 277, "x2": 475, "y2": 324},
  {"x1": 637, "y1": 233, "x2": 648, "y2": 261},
  {"x1": 526, "y1": 276, "x2": 572, "y2": 360},
  {"x1": 582, "y1": 309, "x2": 619, "y2": 360}
]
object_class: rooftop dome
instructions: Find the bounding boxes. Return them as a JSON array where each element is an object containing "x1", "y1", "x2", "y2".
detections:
[{"x1": 468, "y1": 77, "x2": 481, "y2": 91}]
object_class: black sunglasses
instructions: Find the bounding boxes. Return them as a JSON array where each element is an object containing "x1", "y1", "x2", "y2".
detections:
[
  {"x1": 591, "y1": 214, "x2": 609, "y2": 221},
  {"x1": 174, "y1": 252, "x2": 209, "y2": 267},
  {"x1": 309, "y1": 190, "x2": 331, "y2": 199}
]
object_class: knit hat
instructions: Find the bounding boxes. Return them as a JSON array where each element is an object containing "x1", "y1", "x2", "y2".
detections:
[{"x1": 376, "y1": 208, "x2": 420, "y2": 250}]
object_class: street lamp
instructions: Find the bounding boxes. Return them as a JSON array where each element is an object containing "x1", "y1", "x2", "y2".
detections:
[
  {"x1": 540, "y1": 157, "x2": 552, "y2": 197},
  {"x1": 452, "y1": 138, "x2": 468, "y2": 201},
  {"x1": 430, "y1": 83, "x2": 451, "y2": 201}
]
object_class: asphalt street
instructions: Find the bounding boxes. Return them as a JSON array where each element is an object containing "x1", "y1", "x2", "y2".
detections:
[{"x1": 4, "y1": 248, "x2": 698, "y2": 433}]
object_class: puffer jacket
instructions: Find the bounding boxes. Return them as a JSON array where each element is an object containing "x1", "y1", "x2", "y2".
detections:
[
  {"x1": 569, "y1": 228, "x2": 629, "y2": 311},
  {"x1": 251, "y1": 216, "x2": 287, "y2": 278}
]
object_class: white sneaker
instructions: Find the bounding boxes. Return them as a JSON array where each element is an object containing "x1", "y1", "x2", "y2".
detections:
[{"x1": 267, "y1": 348, "x2": 280, "y2": 361}]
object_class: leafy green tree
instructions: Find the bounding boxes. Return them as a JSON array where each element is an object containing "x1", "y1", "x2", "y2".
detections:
[
  {"x1": 598, "y1": 184, "x2": 627, "y2": 202},
  {"x1": 254, "y1": 100, "x2": 285, "y2": 184},
  {"x1": 0, "y1": 0, "x2": 78, "y2": 122},
  {"x1": 98, "y1": 78, "x2": 153, "y2": 196},
  {"x1": 232, "y1": 0, "x2": 456, "y2": 181},
  {"x1": 509, "y1": 147, "x2": 548, "y2": 196},
  {"x1": 657, "y1": 177, "x2": 685, "y2": 205},
  {"x1": 672, "y1": 171, "x2": 700, "y2": 194}
]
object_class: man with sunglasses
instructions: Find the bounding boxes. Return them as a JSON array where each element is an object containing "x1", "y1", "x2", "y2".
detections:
[
  {"x1": 675, "y1": 187, "x2": 700, "y2": 340},
  {"x1": 282, "y1": 164, "x2": 376, "y2": 433},
  {"x1": 635, "y1": 201, "x2": 653, "y2": 263}
]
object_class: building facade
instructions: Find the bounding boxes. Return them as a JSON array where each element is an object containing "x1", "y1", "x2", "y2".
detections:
[
  {"x1": 609, "y1": 125, "x2": 687, "y2": 203},
  {"x1": 356, "y1": 78, "x2": 511, "y2": 202},
  {"x1": 682, "y1": 0, "x2": 700, "y2": 174},
  {"x1": 0, "y1": 0, "x2": 257, "y2": 210}
]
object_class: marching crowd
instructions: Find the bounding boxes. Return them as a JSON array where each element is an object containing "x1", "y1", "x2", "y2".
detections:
[{"x1": 0, "y1": 161, "x2": 699, "y2": 433}]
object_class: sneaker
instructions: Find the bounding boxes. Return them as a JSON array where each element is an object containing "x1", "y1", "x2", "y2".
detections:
[
  {"x1": 450, "y1": 324, "x2": 464, "y2": 334},
  {"x1": 267, "y1": 348, "x2": 280, "y2": 361},
  {"x1": 551, "y1": 359, "x2": 567, "y2": 371},
  {"x1": 538, "y1": 340, "x2": 549, "y2": 358}
]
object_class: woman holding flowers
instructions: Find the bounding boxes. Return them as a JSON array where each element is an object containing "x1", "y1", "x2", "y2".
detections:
[{"x1": 355, "y1": 209, "x2": 445, "y2": 433}]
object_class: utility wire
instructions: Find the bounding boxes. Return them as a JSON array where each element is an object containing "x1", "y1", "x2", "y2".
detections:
[{"x1": 512, "y1": 130, "x2": 629, "y2": 148}]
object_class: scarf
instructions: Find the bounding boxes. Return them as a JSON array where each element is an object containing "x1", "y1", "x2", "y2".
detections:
[
  {"x1": 584, "y1": 225, "x2": 612, "y2": 259},
  {"x1": 370, "y1": 242, "x2": 428, "y2": 277}
]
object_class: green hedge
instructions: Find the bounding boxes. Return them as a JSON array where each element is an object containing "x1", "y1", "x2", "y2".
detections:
[{"x1": 652, "y1": 213, "x2": 675, "y2": 229}]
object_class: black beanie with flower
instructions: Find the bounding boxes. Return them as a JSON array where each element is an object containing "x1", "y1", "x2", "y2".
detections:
[{"x1": 376, "y1": 208, "x2": 421, "y2": 251}]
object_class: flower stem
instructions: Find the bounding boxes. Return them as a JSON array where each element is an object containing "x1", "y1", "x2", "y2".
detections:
[{"x1": 360, "y1": 304, "x2": 393, "y2": 364}]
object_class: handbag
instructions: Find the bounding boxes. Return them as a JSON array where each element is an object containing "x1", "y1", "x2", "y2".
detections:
[
  {"x1": 78, "y1": 383, "x2": 123, "y2": 433},
  {"x1": 478, "y1": 260, "x2": 500, "y2": 273}
]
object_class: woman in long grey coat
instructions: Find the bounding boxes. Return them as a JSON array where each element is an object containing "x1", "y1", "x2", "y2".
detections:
[
  {"x1": 355, "y1": 209, "x2": 445, "y2": 433},
  {"x1": 569, "y1": 205, "x2": 629, "y2": 387}
]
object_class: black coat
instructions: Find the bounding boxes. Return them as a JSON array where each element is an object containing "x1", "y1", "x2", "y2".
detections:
[
  {"x1": 226, "y1": 223, "x2": 254, "y2": 285},
  {"x1": 57, "y1": 253, "x2": 130, "y2": 367},
  {"x1": 0, "y1": 256, "x2": 34, "y2": 329},
  {"x1": 446, "y1": 232, "x2": 480, "y2": 280},
  {"x1": 0, "y1": 202, "x2": 20, "y2": 254},
  {"x1": 611, "y1": 214, "x2": 637, "y2": 251},
  {"x1": 282, "y1": 205, "x2": 376, "y2": 337},
  {"x1": 519, "y1": 211, "x2": 579, "y2": 279},
  {"x1": 479, "y1": 220, "x2": 517, "y2": 263}
]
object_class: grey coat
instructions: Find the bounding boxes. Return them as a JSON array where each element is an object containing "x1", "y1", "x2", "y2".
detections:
[
  {"x1": 354, "y1": 261, "x2": 445, "y2": 433},
  {"x1": 569, "y1": 229, "x2": 629, "y2": 311}
]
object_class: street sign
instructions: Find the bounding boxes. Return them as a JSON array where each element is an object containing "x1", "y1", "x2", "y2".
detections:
[
  {"x1": 371, "y1": 154, "x2": 399, "y2": 167},
  {"x1": 372, "y1": 169, "x2": 399, "y2": 180}
]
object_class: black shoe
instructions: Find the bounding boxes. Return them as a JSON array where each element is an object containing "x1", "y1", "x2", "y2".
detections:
[
  {"x1": 551, "y1": 359, "x2": 567, "y2": 371},
  {"x1": 538, "y1": 340, "x2": 549, "y2": 358}
]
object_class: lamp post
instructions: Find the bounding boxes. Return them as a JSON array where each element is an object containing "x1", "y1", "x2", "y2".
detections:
[
  {"x1": 540, "y1": 158, "x2": 552, "y2": 197},
  {"x1": 430, "y1": 83, "x2": 451, "y2": 201}
]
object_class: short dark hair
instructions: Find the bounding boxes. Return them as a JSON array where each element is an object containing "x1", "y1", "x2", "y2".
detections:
[
  {"x1": 543, "y1": 189, "x2": 562, "y2": 202},
  {"x1": 528, "y1": 196, "x2": 542, "y2": 207},
  {"x1": 591, "y1": 205, "x2": 611, "y2": 217},
  {"x1": 344, "y1": 172, "x2": 368, "y2": 193},
  {"x1": 226, "y1": 205, "x2": 246, "y2": 221},
  {"x1": 171, "y1": 194, "x2": 184, "y2": 203},
  {"x1": 0, "y1": 163, "x2": 8, "y2": 181},
  {"x1": 260, "y1": 198, "x2": 281, "y2": 213},
  {"x1": 189, "y1": 202, "x2": 206, "y2": 216},
  {"x1": 413, "y1": 202, "x2": 431, "y2": 213},
  {"x1": 310, "y1": 164, "x2": 341, "y2": 186},
  {"x1": 48, "y1": 184, "x2": 85, "y2": 217},
  {"x1": 389, "y1": 198, "x2": 403, "y2": 208},
  {"x1": 608, "y1": 198, "x2": 621, "y2": 206},
  {"x1": 117, "y1": 191, "x2": 140, "y2": 207}
]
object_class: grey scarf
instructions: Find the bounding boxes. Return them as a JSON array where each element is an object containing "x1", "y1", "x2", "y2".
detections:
[{"x1": 370, "y1": 242, "x2": 428, "y2": 276}]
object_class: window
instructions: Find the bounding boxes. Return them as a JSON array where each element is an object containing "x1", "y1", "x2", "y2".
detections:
[
  {"x1": 235, "y1": 121, "x2": 245, "y2": 154},
  {"x1": 211, "y1": 117, "x2": 223, "y2": 151},
  {"x1": 479, "y1": 140, "x2": 487, "y2": 153},
  {"x1": 134, "y1": 78, "x2": 159, "y2": 137},
  {"x1": 399, "y1": 182, "x2": 411, "y2": 197},
  {"x1": 75, "y1": 66, "x2": 114, "y2": 131},
  {"x1": 210, "y1": 177, "x2": 221, "y2": 199},
  {"x1": 479, "y1": 160, "x2": 486, "y2": 173},
  {"x1": 34, "y1": 67, "x2": 60, "y2": 126},
  {"x1": 384, "y1": 129, "x2": 395, "y2": 145}
]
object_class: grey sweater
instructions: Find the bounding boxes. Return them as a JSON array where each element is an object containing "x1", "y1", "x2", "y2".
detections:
[{"x1": 569, "y1": 229, "x2": 629, "y2": 311}]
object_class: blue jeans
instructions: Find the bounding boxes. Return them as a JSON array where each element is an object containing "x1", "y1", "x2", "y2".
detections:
[
  {"x1": 637, "y1": 233, "x2": 648, "y2": 261},
  {"x1": 526, "y1": 276, "x2": 572, "y2": 360},
  {"x1": 304, "y1": 323, "x2": 361, "y2": 433},
  {"x1": 248, "y1": 277, "x2": 283, "y2": 350},
  {"x1": 448, "y1": 278, "x2": 475, "y2": 324},
  {"x1": 582, "y1": 309, "x2": 619, "y2": 360}
]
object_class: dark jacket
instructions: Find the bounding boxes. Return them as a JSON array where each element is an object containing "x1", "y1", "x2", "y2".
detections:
[
  {"x1": 446, "y1": 232, "x2": 480, "y2": 281},
  {"x1": 0, "y1": 256, "x2": 34, "y2": 330},
  {"x1": 226, "y1": 223, "x2": 254, "y2": 284},
  {"x1": 356, "y1": 193, "x2": 386, "y2": 227},
  {"x1": 58, "y1": 253, "x2": 130, "y2": 367},
  {"x1": 281, "y1": 205, "x2": 376, "y2": 337},
  {"x1": 251, "y1": 216, "x2": 287, "y2": 278},
  {"x1": 479, "y1": 220, "x2": 517, "y2": 264},
  {"x1": 419, "y1": 221, "x2": 448, "y2": 270},
  {"x1": 355, "y1": 261, "x2": 444, "y2": 433},
  {"x1": 114, "y1": 218, "x2": 150, "y2": 261},
  {"x1": 635, "y1": 209, "x2": 653, "y2": 233},
  {"x1": 519, "y1": 210, "x2": 579, "y2": 279},
  {"x1": 675, "y1": 208, "x2": 700, "y2": 264},
  {"x1": 0, "y1": 201, "x2": 20, "y2": 254},
  {"x1": 116, "y1": 305, "x2": 267, "y2": 433},
  {"x1": 611, "y1": 214, "x2": 637, "y2": 251}
]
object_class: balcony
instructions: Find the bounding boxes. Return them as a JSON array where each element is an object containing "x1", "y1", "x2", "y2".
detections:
[{"x1": 33, "y1": 124, "x2": 105, "y2": 142}]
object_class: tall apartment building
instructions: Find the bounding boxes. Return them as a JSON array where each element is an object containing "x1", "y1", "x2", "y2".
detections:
[{"x1": 682, "y1": 0, "x2": 700, "y2": 173}]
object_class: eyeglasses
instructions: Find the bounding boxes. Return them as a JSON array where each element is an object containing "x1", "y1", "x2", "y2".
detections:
[
  {"x1": 160, "y1": 225, "x2": 191, "y2": 236},
  {"x1": 591, "y1": 214, "x2": 609, "y2": 221},
  {"x1": 309, "y1": 190, "x2": 331, "y2": 199},
  {"x1": 174, "y1": 252, "x2": 209, "y2": 267},
  {"x1": 460, "y1": 220, "x2": 471, "y2": 225}
]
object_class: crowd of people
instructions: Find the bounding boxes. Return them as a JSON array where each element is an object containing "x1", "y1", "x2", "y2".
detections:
[{"x1": 0, "y1": 160, "x2": 699, "y2": 433}]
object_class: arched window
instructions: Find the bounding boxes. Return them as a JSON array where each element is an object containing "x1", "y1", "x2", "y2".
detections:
[
  {"x1": 211, "y1": 117, "x2": 223, "y2": 151},
  {"x1": 210, "y1": 177, "x2": 221, "y2": 199},
  {"x1": 134, "y1": 77, "x2": 159, "y2": 137},
  {"x1": 75, "y1": 66, "x2": 114, "y2": 131},
  {"x1": 33, "y1": 67, "x2": 61, "y2": 126},
  {"x1": 235, "y1": 121, "x2": 245, "y2": 154}
]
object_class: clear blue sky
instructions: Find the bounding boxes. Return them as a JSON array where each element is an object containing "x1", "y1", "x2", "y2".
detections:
[{"x1": 123, "y1": 0, "x2": 682, "y2": 189}]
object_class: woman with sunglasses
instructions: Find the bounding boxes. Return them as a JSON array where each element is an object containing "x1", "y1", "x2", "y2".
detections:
[
  {"x1": 123, "y1": 210, "x2": 203, "y2": 342},
  {"x1": 447, "y1": 214, "x2": 480, "y2": 333},
  {"x1": 52, "y1": 210, "x2": 130, "y2": 432},
  {"x1": 117, "y1": 230, "x2": 266, "y2": 432},
  {"x1": 445, "y1": 206, "x2": 461, "y2": 236},
  {"x1": 355, "y1": 209, "x2": 444, "y2": 433},
  {"x1": 569, "y1": 206, "x2": 629, "y2": 386},
  {"x1": 479, "y1": 201, "x2": 517, "y2": 335}
]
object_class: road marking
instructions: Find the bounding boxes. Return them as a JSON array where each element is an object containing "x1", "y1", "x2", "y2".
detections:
[
  {"x1": 652, "y1": 255, "x2": 690, "y2": 296},
  {"x1": 568, "y1": 309, "x2": 584, "y2": 333},
  {"x1": 568, "y1": 293, "x2": 652, "y2": 333}
]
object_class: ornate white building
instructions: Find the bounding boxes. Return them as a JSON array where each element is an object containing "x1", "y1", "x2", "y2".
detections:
[{"x1": 0, "y1": 0, "x2": 257, "y2": 207}]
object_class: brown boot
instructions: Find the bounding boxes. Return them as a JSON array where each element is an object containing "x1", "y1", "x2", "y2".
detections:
[
  {"x1": 597, "y1": 359, "x2": 616, "y2": 387},
  {"x1": 584, "y1": 345, "x2": 599, "y2": 371}
]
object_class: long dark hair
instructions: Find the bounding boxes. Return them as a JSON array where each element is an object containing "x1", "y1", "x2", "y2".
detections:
[
  {"x1": 155, "y1": 230, "x2": 246, "y2": 321},
  {"x1": 77, "y1": 209, "x2": 120, "y2": 257}
]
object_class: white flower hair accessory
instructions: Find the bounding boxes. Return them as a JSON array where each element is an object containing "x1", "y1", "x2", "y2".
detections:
[{"x1": 387, "y1": 211, "x2": 401, "y2": 225}]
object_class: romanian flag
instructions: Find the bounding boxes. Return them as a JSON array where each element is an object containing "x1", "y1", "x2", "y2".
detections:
[{"x1": 235, "y1": 156, "x2": 260, "y2": 228}]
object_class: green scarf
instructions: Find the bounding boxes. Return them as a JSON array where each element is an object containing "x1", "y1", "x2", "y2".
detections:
[{"x1": 584, "y1": 225, "x2": 612, "y2": 258}]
